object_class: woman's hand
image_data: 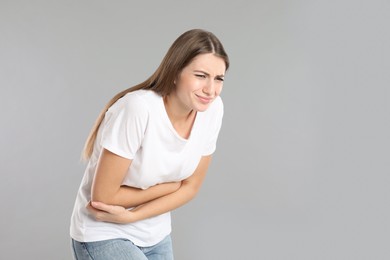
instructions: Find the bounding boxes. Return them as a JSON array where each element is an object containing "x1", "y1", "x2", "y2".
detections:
[{"x1": 87, "y1": 201, "x2": 137, "y2": 224}]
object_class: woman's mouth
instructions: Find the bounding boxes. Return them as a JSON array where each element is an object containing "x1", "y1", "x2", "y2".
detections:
[{"x1": 196, "y1": 94, "x2": 213, "y2": 104}]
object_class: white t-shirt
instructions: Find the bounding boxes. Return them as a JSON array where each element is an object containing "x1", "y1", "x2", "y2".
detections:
[{"x1": 70, "y1": 89, "x2": 223, "y2": 246}]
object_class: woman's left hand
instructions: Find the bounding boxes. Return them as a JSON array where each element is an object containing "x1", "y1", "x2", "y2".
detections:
[{"x1": 87, "y1": 201, "x2": 136, "y2": 224}]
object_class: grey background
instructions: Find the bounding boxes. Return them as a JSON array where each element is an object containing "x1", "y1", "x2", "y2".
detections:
[{"x1": 1, "y1": 0, "x2": 389, "y2": 259}]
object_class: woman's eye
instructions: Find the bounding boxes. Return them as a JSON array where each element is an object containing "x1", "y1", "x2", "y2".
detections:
[
  {"x1": 216, "y1": 77, "x2": 224, "y2": 82},
  {"x1": 195, "y1": 74, "x2": 206, "y2": 78}
]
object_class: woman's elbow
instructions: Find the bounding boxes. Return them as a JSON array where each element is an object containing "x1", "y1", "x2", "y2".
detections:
[{"x1": 183, "y1": 182, "x2": 201, "y2": 200}]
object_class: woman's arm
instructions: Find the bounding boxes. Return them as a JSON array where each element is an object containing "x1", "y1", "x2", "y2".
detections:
[
  {"x1": 88, "y1": 155, "x2": 212, "y2": 224},
  {"x1": 91, "y1": 148, "x2": 181, "y2": 208}
]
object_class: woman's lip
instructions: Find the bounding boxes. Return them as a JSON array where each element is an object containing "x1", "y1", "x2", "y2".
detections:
[{"x1": 196, "y1": 94, "x2": 213, "y2": 103}]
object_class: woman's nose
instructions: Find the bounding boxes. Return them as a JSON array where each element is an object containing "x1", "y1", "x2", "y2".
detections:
[{"x1": 202, "y1": 80, "x2": 215, "y2": 95}]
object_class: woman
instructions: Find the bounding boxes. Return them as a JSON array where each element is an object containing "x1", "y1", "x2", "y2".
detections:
[{"x1": 70, "y1": 29, "x2": 229, "y2": 259}]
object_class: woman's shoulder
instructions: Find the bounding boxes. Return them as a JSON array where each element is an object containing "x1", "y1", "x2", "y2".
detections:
[
  {"x1": 112, "y1": 90, "x2": 160, "y2": 112},
  {"x1": 121, "y1": 89, "x2": 159, "y2": 102},
  {"x1": 123, "y1": 89, "x2": 161, "y2": 105}
]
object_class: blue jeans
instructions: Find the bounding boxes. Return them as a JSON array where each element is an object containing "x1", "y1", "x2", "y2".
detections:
[{"x1": 71, "y1": 235, "x2": 174, "y2": 260}]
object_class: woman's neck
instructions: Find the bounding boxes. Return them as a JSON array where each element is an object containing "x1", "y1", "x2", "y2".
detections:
[
  {"x1": 163, "y1": 94, "x2": 195, "y2": 124},
  {"x1": 163, "y1": 94, "x2": 197, "y2": 139}
]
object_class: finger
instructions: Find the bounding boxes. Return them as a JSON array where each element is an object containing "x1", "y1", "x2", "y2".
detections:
[
  {"x1": 86, "y1": 203, "x2": 100, "y2": 217},
  {"x1": 86, "y1": 202, "x2": 96, "y2": 212}
]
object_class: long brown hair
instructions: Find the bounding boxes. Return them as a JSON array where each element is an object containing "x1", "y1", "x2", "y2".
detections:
[{"x1": 82, "y1": 29, "x2": 229, "y2": 160}]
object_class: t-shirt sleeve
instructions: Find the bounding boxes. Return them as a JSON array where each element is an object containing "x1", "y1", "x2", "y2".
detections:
[
  {"x1": 202, "y1": 97, "x2": 224, "y2": 156},
  {"x1": 100, "y1": 95, "x2": 148, "y2": 159}
]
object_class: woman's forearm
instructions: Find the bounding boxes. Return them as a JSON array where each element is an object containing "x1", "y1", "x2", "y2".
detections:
[
  {"x1": 131, "y1": 182, "x2": 197, "y2": 221},
  {"x1": 93, "y1": 182, "x2": 181, "y2": 209}
]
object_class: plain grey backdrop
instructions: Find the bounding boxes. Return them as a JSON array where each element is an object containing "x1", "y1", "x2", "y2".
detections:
[{"x1": 1, "y1": 0, "x2": 389, "y2": 259}]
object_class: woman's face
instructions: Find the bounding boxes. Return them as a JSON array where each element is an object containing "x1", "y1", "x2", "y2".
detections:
[{"x1": 173, "y1": 53, "x2": 226, "y2": 112}]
